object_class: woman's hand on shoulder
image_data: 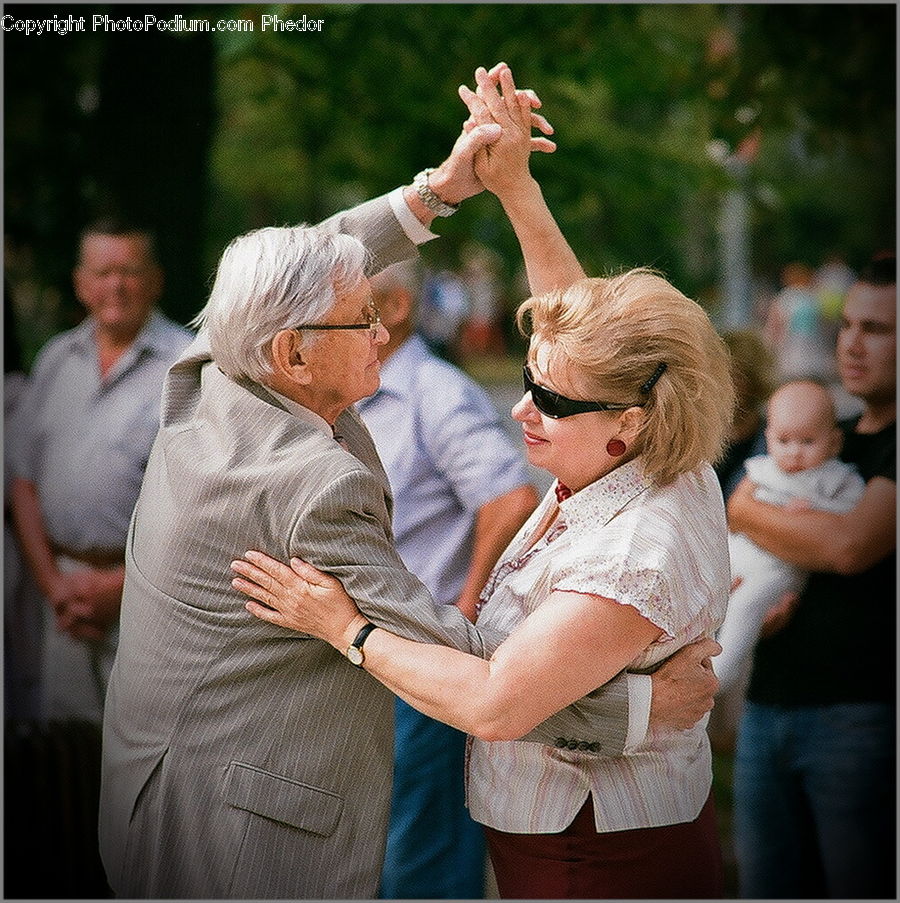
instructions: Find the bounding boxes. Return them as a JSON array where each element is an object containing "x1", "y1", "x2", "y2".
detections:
[{"x1": 231, "y1": 551, "x2": 361, "y2": 649}]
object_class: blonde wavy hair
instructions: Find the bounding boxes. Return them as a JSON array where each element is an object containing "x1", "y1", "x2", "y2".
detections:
[{"x1": 516, "y1": 269, "x2": 735, "y2": 486}]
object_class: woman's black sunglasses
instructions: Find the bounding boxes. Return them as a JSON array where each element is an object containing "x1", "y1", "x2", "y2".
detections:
[{"x1": 523, "y1": 363, "x2": 666, "y2": 419}]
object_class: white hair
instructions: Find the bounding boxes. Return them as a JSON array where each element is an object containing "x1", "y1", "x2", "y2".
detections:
[{"x1": 191, "y1": 225, "x2": 370, "y2": 380}]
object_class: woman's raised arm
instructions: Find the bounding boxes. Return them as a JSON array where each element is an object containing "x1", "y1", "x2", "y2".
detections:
[{"x1": 460, "y1": 63, "x2": 586, "y2": 295}]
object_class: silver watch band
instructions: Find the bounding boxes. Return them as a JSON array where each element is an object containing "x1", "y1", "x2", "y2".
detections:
[{"x1": 412, "y1": 168, "x2": 459, "y2": 218}]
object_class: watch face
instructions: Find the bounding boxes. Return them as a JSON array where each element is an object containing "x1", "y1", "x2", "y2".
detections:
[{"x1": 347, "y1": 646, "x2": 364, "y2": 666}]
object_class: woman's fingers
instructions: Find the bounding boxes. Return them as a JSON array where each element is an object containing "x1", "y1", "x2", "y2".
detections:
[
  {"x1": 464, "y1": 69, "x2": 554, "y2": 146},
  {"x1": 530, "y1": 136, "x2": 557, "y2": 154},
  {"x1": 231, "y1": 557, "x2": 281, "y2": 594},
  {"x1": 231, "y1": 574, "x2": 279, "y2": 610},
  {"x1": 244, "y1": 598, "x2": 288, "y2": 628},
  {"x1": 243, "y1": 549, "x2": 297, "y2": 582},
  {"x1": 230, "y1": 554, "x2": 303, "y2": 609},
  {"x1": 288, "y1": 557, "x2": 341, "y2": 589},
  {"x1": 475, "y1": 66, "x2": 510, "y2": 126},
  {"x1": 498, "y1": 65, "x2": 522, "y2": 120}
]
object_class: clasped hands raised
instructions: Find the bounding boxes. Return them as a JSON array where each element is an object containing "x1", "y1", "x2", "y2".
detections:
[
  {"x1": 423, "y1": 62, "x2": 554, "y2": 207},
  {"x1": 460, "y1": 62, "x2": 555, "y2": 197}
]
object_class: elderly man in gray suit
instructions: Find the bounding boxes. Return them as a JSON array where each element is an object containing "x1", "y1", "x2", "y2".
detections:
[{"x1": 99, "y1": 99, "x2": 720, "y2": 899}]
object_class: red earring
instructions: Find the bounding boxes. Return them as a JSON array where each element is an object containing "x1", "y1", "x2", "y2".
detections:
[{"x1": 606, "y1": 438, "x2": 627, "y2": 457}]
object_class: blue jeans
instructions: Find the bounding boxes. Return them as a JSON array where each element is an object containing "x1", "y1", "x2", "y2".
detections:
[
  {"x1": 734, "y1": 701, "x2": 895, "y2": 899},
  {"x1": 378, "y1": 699, "x2": 486, "y2": 899}
]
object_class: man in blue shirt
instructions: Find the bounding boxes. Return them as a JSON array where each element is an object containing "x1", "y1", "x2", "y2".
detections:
[{"x1": 358, "y1": 259, "x2": 539, "y2": 898}]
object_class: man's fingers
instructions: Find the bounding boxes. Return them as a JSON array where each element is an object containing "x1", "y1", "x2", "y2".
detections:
[
  {"x1": 688, "y1": 637, "x2": 722, "y2": 662},
  {"x1": 464, "y1": 83, "x2": 555, "y2": 151},
  {"x1": 455, "y1": 122, "x2": 502, "y2": 160},
  {"x1": 459, "y1": 84, "x2": 491, "y2": 122},
  {"x1": 523, "y1": 88, "x2": 541, "y2": 109}
]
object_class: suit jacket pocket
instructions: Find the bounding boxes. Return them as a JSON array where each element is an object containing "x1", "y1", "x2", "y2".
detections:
[{"x1": 223, "y1": 761, "x2": 343, "y2": 837}]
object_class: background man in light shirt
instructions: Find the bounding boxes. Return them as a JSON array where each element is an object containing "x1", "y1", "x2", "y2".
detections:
[
  {"x1": 358, "y1": 260, "x2": 539, "y2": 898},
  {"x1": 8, "y1": 219, "x2": 192, "y2": 724}
]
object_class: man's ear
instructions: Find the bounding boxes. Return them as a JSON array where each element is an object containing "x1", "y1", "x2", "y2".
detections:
[
  {"x1": 72, "y1": 265, "x2": 88, "y2": 307},
  {"x1": 145, "y1": 263, "x2": 164, "y2": 304},
  {"x1": 269, "y1": 329, "x2": 312, "y2": 386},
  {"x1": 377, "y1": 286, "x2": 414, "y2": 331}
]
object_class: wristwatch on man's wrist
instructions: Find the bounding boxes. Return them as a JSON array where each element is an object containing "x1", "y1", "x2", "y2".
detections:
[
  {"x1": 412, "y1": 168, "x2": 459, "y2": 218},
  {"x1": 346, "y1": 622, "x2": 379, "y2": 667}
]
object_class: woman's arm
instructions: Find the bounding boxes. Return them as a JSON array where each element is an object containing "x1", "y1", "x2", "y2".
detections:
[
  {"x1": 460, "y1": 64, "x2": 586, "y2": 295},
  {"x1": 233, "y1": 554, "x2": 661, "y2": 741},
  {"x1": 727, "y1": 474, "x2": 895, "y2": 574},
  {"x1": 352, "y1": 589, "x2": 661, "y2": 740}
]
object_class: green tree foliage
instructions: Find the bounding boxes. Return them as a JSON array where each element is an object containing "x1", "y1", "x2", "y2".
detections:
[
  {"x1": 5, "y1": 3, "x2": 894, "y2": 361},
  {"x1": 4, "y1": 3, "x2": 214, "y2": 362},
  {"x1": 208, "y1": 3, "x2": 893, "y2": 312}
]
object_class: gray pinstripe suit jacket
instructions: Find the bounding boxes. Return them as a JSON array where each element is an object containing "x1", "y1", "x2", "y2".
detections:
[{"x1": 98, "y1": 194, "x2": 630, "y2": 899}]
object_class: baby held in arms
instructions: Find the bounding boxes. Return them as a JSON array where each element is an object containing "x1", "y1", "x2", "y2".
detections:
[{"x1": 715, "y1": 380, "x2": 866, "y2": 715}]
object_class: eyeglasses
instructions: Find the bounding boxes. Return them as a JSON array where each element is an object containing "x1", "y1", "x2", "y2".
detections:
[
  {"x1": 295, "y1": 302, "x2": 382, "y2": 335},
  {"x1": 523, "y1": 362, "x2": 666, "y2": 419}
]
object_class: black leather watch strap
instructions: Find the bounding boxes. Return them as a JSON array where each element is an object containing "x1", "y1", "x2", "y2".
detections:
[{"x1": 347, "y1": 622, "x2": 378, "y2": 667}]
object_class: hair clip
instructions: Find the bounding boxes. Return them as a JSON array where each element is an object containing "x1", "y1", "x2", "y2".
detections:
[{"x1": 639, "y1": 362, "x2": 667, "y2": 394}]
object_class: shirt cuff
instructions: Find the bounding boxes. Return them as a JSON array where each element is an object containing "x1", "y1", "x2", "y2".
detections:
[
  {"x1": 624, "y1": 673, "x2": 651, "y2": 752},
  {"x1": 387, "y1": 186, "x2": 439, "y2": 245}
]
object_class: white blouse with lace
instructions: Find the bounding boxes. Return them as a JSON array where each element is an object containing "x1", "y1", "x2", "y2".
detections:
[{"x1": 467, "y1": 457, "x2": 730, "y2": 834}]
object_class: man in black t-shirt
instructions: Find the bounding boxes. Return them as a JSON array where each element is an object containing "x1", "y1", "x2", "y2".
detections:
[{"x1": 727, "y1": 253, "x2": 896, "y2": 899}]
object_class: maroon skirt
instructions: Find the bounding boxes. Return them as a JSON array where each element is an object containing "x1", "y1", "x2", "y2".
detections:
[{"x1": 484, "y1": 793, "x2": 725, "y2": 899}]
